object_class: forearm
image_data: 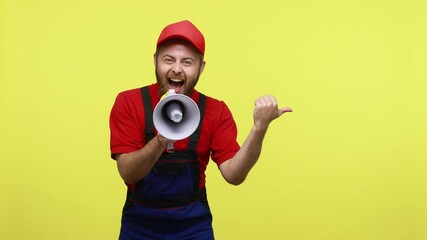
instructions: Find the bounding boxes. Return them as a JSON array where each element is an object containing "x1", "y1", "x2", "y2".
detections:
[
  {"x1": 220, "y1": 124, "x2": 268, "y2": 185},
  {"x1": 219, "y1": 95, "x2": 292, "y2": 185},
  {"x1": 116, "y1": 135, "x2": 167, "y2": 184}
]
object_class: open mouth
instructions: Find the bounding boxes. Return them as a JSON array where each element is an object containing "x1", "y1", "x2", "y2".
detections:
[{"x1": 168, "y1": 78, "x2": 184, "y2": 92}]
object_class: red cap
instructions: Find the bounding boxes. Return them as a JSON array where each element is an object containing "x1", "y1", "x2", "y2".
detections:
[{"x1": 157, "y1": 20, "x2": 205, "y2": 55}]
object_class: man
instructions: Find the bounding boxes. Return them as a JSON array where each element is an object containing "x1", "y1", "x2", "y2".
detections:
[{"x1": 110, "y1": 20, "x2": 292, "y2": 239}]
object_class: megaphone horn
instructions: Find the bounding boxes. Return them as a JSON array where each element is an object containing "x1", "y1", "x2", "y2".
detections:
[{"x1": 153, "y1": 90, "x2": 201, "y2": 151}]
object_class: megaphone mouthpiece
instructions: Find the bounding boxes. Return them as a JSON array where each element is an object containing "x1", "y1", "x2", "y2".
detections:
[{"x1": 163, "y1": 101, "x2": 184, "y2": 123}]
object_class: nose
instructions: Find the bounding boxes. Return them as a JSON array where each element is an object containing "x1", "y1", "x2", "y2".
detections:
[{"x1": 171, "y1": 62, "x2": 182, "y2": 74}]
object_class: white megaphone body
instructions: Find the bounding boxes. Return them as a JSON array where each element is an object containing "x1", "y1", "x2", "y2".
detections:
[{"x1": 153, "y1": 89, "x2": 201, "y2": 152}]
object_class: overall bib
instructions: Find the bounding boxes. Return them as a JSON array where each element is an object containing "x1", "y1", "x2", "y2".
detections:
[{"x1": 119, "y1": 87, "x2": 214, "y2": 240}]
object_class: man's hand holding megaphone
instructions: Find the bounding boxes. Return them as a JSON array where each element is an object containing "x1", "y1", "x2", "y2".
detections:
[{"x1": 156, "y1": 133, "x2": 176, "y2": 149}]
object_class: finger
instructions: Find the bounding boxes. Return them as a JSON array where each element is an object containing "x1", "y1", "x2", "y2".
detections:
[
  {"x1": 255, "y1": 95, "x2": 277, "y2": 106},
  {"x1": 157, "y1": 133, "x2": 176, "y2": 143},
  {"x1": 278, "y1": 107, "x2": 293, "y2": 116}
]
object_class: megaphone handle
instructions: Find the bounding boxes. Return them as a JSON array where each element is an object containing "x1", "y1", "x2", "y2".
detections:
[{"x1": 167, "y1": 143, "x2": 174, "y2": 153}]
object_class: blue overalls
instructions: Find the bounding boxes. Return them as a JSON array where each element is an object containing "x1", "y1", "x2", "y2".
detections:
[{"x1": 119, "y1": 87, "x2": 214, "y2": 240}]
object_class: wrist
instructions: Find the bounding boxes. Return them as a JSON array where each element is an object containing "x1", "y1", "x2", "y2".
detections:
[{"x1": 253, "y1": 122, "x2": 268, "y2": 133}]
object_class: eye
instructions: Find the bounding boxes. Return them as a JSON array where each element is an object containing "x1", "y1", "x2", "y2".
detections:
[
  {"x1": 182, "y1": 59, "x2": 193, "y2": 66},
  {"x1": 163, "y1": 57, "x2": 174, "y2": 64}
]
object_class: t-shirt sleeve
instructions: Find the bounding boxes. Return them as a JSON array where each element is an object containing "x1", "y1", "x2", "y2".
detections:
[
  {"x1": 210, "y1": 102, "x2": 240, "y2": 166},
  {"x1": 109, "y1": 92, "x2": 144, "y2": 160}
]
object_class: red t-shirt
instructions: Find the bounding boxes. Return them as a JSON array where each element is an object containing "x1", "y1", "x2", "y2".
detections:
[{"x1": 109, "y1": 83, "x2": 240, "y2": 188}]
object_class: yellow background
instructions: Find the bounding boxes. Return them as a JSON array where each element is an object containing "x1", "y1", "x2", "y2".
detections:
[{"x1": 1, "y1": 0, "x2": 426, "y2": 239}]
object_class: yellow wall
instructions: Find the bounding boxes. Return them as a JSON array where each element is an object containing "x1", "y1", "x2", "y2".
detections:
[{"x1": 1, "y1": 0, "x2": 426, "y2": 239}]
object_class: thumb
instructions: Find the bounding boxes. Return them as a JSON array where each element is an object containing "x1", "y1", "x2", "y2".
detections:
[{"x1": 278, "y1": 107, "x2": 293, "y2": 116}]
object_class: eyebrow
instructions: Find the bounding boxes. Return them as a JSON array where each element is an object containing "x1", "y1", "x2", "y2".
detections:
[{"x1": 162, "y1": 55, "x2": 195, "y2": 61}]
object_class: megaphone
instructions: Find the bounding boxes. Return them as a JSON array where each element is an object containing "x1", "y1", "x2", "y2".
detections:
[{"x1": 153, "y1": 89, "x2": 200, "y2": 152}]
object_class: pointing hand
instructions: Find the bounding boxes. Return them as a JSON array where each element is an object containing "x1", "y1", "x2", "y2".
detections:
[{"x1": 253, "y1": 95, "x2": 292, "y2": 130}]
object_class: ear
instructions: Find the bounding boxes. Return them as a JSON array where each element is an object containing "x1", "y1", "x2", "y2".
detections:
[{"x1": 199, "y1": 60, "x2": 206, "y2": 75}]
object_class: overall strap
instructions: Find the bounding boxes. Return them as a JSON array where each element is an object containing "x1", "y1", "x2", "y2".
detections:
[
  {"x1": 188, "y1": 93, "x2": 206, "y2": 151},
  {"x1": 140, "y1": 87, "x2": 155, "y2": 142}
]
